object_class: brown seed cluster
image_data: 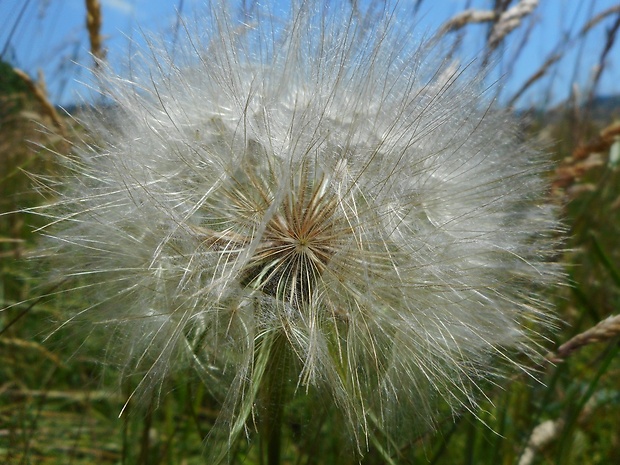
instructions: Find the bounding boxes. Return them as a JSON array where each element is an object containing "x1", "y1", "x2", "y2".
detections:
[{"x1": 243, "y1": 171, "x2": 341, "y2": 308}]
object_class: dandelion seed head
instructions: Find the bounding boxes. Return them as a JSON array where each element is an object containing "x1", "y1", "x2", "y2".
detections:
[{"x1": 38, "y1": 0, "x2": 560, "y2": 454}]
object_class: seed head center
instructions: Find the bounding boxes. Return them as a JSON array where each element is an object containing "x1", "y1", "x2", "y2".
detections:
[{"x1": 241, "y1": 181, "x2": 340, "y2": 306}]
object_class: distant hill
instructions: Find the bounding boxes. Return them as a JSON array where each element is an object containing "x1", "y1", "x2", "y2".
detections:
[
  {"x1": 538, "y1": 94, "x2": 620, "y2": 125},
  {"x1": 587, "y1": 95, "x2": 620, "y2": 120}
]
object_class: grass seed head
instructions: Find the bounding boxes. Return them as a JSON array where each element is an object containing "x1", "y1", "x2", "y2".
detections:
[{"x1": 37, "y1": 0, "x2": 561, "y2": 455}]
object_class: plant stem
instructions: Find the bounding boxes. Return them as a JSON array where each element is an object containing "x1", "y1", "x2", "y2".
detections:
[{"x1": 262, "y1": 331, "x2": 290, "y2": 465}]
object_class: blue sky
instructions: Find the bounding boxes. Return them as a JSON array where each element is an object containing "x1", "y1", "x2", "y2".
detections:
[{"x1": 1, "y1": 0, "x2": 619, "y2": 108}]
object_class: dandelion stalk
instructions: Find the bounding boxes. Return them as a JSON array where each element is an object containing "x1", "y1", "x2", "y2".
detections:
[{"x1": 261, "y1": 331, "x2": 290, "y2": 465}]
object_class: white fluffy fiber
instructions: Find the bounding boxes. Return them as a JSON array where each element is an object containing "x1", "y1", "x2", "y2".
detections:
[{"x1": 39, "y1": 0, "x2": 560, "y2": 455}]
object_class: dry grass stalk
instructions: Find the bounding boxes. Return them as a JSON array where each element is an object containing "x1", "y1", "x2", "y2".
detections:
[
  {"x1": 437, "y1": 0, "x2": 538, "y2": 53},
  {"x1": 438, "y1": 9, "x2": 497, "y2": 35},
  {"x1": 518, "y1": 391, "x2": 601, "y2": 465},
  {"x1": 553, "y1": 120, "x2": 620, "y2": 197},
  {"x1": 518, "y1": 419, "x2": 564, "y2": 465},
  {"x1": 527, "y1": 318, "x2": 620, "y2": 464},
  {"x1": 588, "y1": 12, "x2": 620, "y2": 103},
  {"x1": 0, "y1": 337, "x2": 63, "y2": 365},
  {"x1": 507, "y1": 52, "x2": 561, "y2": 107},
  {"x1": 581, "y1": 4, "x2": 620, "y2": 35},
  {"x1": 488, "y1": 0, "x2": 539, "y2": 50},
  {"x1": 5, "y1": 388, "x2": 120, "y2": 402},
  {"x1": 548, "y1": 314, "x2": 620, "y2": 363},
  {"x1": 12, "y1": 68, "x2": 66, "y2": 138},
  {"x1": 86, "y1": 0, "x2": 105, "y2": 64}
]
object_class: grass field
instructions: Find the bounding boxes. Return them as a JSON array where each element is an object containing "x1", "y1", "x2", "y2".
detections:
[{"x1": 1, "y1": 1, "x2": 620, "y2": 464}]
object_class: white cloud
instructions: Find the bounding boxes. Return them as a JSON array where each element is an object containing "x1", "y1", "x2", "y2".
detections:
[{"x1": 102, "y1": 0, "x2": 135, "y2": 15}]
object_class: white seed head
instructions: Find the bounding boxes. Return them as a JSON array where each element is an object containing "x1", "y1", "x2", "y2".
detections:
[{"x1": 37, "y1": 0, "x2": 560, "y2": 454}]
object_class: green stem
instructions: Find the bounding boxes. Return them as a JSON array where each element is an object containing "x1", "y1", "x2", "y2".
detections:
[{"x1": 262, "y1": 331, "x2": 290, "y2": 465}]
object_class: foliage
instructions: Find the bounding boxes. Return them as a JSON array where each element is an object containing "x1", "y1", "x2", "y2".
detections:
[{"x1": 1, "y1": 1, "x2": 620, "y2": 464}]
